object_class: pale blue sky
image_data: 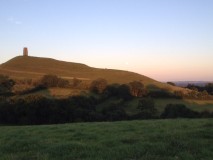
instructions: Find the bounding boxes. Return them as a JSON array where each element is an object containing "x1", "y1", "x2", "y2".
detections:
[{"x1": 0, "y1": 0, "x2": 213, "y2": 81}]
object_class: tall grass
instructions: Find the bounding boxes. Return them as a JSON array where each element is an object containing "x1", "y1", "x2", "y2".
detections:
[{"x1": 0, "y1": 119, "x2": 212, "y2": 160}]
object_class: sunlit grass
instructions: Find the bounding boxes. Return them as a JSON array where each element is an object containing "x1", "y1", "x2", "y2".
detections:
[{"x1": 0, "y1": 56, "x2": 189, "y2": 93}]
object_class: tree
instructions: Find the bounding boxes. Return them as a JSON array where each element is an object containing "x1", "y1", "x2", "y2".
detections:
[
  {"x1": 197, "y1": 90, "x2": 209, "y2": 99},
  {"x1": 72, "y1": 78, "x2": 82, "y2": 88},
  {"x1": 188, "y1": 90, "x2": 198, "y2": 99},
  {"x1": 39, "y1": 74, "x2": 69, "y2": 88},
  {"x1": 101, "y1": 102, "x2": 127, "y2": 121},
  {"x1": 90, "y1": 78, "x2": 108, "y2": 94},
  {"x1": 205, "y1": 83, "x2": 213, "y2": 95},
  {"x1": 103, "y1": 84, "x2": 120, "y2": 98},
  {"x1": 129, "y1": 81, "x2": 146, "y2": 97},
  {"x1": 117, "y1": 84, "x2": 132, "y2": 100},
  {"x1": 174, "y1": 90, "x2": 184, "y2": 99},
  {"x1": 103, "y1": 84, "x2": 132, "y2": 100},
  {"x1": 161, "y1": 104, "x2": 199, "y2": 118},
  {"x1": 0, "y1": 75, "x2": 15, "y2": 95},
  {"x1": 137, "y1": 98, "x2": 157, "y2": 118}
]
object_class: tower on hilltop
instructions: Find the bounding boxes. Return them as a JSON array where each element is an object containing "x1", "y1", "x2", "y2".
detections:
[{"x1": 23, "y1": 47, "x2": 28, "y2": 56}]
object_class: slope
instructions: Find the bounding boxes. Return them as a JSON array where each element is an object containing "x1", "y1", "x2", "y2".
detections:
[{"x1": 0, "y1": 56, "x2": 186, "y2": 91}]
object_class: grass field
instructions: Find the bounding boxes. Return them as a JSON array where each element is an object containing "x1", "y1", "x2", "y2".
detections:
[
  {"x1": 155, "y1": 99, "x2": 213, "y2": 112},
  {"x1": 0, "y1": 119, "x2": 212, "y2": 160},
  {"x1": 117, "y1": 98, "x2": 213, "y2": 116}
]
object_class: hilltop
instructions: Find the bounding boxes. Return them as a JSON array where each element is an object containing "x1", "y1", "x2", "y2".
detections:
[{"x1": 0, "y1": 56, "x2": 185, "y2": 92}]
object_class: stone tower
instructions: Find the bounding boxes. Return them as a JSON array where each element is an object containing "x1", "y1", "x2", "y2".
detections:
[{"x1": 23, "y1": 47, "x2": 28, "y2": 56}]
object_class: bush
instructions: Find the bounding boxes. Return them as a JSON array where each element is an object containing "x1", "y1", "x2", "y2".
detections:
[
  {"x1": 71, "y1": 78, "x2": 82, "y2": 88},
  {"x1": 39, "y1": 74, "x2": 69, "y2": 88},
  {"x1": 129, "y1": 81, "x2": 146, "y2": 97},
  {"x1": 148, "y1": 90, "x2": 174, "y2": 98},
  {"x1": 174, "y1": 91, "x2": 184, "y2": 99},
  {"x1": 0, "y1": 75, "x2": 15, "y2": 95},
  {"x1": 200, "y1": 110, "x2": 213, "y2": 118},
  {"x1": 101, "y1": 103, "x2": 127, "y2": 121},
  {"x1": 89, "y1": 78, "x2": 108, "y2": 94},
  {"x1": 161, "y1": 104, "x2": 199, "y2": 118},
  {"x1": 137, "y1": 98, "x2": 158, "y2": 119},
  {"x1": 103, "y1": 84, "x2": 132, "y2": 100},
  {"x1": 16, "y1": 85, "x2": 46, "y2": 95}
]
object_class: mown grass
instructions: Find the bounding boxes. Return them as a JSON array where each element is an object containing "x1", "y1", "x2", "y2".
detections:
[{"x1": 0, "y1": 119, "x2": 212, "y2": 160}]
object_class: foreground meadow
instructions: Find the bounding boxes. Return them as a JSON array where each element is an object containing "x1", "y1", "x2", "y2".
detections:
[{"x1": 0, "y1": 119, "x2": 212, "y2": 160}]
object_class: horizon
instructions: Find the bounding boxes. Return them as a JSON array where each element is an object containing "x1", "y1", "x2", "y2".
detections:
[{"x1": 1, "y1": 0, "x2": 213, "y2": 81}]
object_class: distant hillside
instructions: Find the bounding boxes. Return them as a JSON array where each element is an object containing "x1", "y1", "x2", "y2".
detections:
[
  {"x1": 174, "y1": 81, "x2": 213, "y2": 87},
  {"x1": 0, "y1": 56, "x2": 186, "y2": 92}
]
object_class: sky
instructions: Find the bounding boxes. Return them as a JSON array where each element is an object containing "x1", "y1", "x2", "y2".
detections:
[{"x1": 0, "y1": 0, "x2": 213, "y2": 81}]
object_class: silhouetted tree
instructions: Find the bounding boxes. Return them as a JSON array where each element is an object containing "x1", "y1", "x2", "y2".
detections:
[
  {"x1": 200, "y1": 110, "x2": 213, "y2": 118},
  {"x1": 0, "y1": 75, "x2": 15, "y2": 95},
  {"x1": 117, "y1": 84, "x2": 132, "y2": 100},
  {"x1": 90, "y1": 78, "x2": 108, "y2": 94},
  {"x1": 71, "y1": 78, "x2": 82, "y2": 88},
  {"x1": 101, "y1": 103, "x2": 127, "y2": 121},
  {"x1": 148, "y1": 89, "x2": 173, "y2": 98},
  {"x1": 161, "y1": 104, "x2": 199, "y2": 118},
  {"x1": 103, "y1": 84, "x2": 120, "y2": 98},
  {"x1": 40, "y1": 74, "x2": 69, "y2": 88},
  {"x1": 174, "y1": 90, "x2": 184, "y2": 99},
  {"x1": 137, "y1": 98, "x2": 157, "y2": 118},
  {"x1": 129, "y1": 81, "x2": 146, "y2": 97},
  {"x1": 205, "y1": 83, "x2": 213, "y2": 95}
]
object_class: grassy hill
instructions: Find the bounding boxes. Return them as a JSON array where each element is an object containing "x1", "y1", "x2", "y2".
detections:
[
  {"x1": 0, "y1": 56, "x2": 186, "y2": 92},
  {"x1": 0, "y1": 119, "x2": 212, "y2": 160}
]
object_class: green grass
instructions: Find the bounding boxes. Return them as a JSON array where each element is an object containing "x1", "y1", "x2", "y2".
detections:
[
  {"x1": 0, "y1": 119, "x2": 212, "y2": 160},
  {"x1": 121, "y1": 98, "x2": 213, "y2": 115},
  {"x1": 155, "y1": 99, "x2": 213, "y2": 112}
]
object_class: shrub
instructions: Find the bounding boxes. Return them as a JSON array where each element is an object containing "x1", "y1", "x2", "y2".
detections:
[
  {"x1": 101, "y1": 103, "x2": 127, "y2": 121},
  {"x1": 161, "y1": 104, "x2": 199, "y2": 118},
  {"x1": 200, "y1": 110, "x2": 213, "y2": 118},
  {"x1": 137, "y1": 98, "x2": 158, "y2": 119},
  {"x1": 39, "y1": 74, "x2": 69, "y2": 88},
  {"x1": 90, "y1": 78, "x2": 108, "y2": 94},
  {"x1": 174, "y1": 90, "x2": 184, "y2": 99},
  {"x1": 129, "y1": 81, "x2": 146, "y2": 97},
  {"x1": 71, "y1": 78, "x2": 82, "y2": 88},
  {"x1": 0, "y1": 75, "x2": 15, "y2": 95},
  {"x1": 103, "y1": 84, "x2": 132, "y2": 100},
  {"x1": 148, "y1": 90, "x2": 174, "y2": 98}
]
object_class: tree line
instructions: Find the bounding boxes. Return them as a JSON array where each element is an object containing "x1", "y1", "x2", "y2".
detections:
[
  {"x1": 185, "y1": 83, "x2": 213, "y2": 95},
  {"x1": 1, "y1": 74, "x2": 212, "y2": 100},
  {"x1": 0, "y1": 74, "x2": 212, "y2": 125},
  {"x1": 0, "y1": 94, "x2": 212, "y2": 125}
]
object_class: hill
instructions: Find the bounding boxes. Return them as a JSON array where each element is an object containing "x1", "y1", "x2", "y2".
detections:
[
  {"x1": 174, "y1": 81, "x2": 213, "y2": 87},
  {"x1": 0, "y1": 119, "x2": 212, "y2": 159},
  {"x1": 0, "y1": 56, "x2": 186, "y2": 92}
]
